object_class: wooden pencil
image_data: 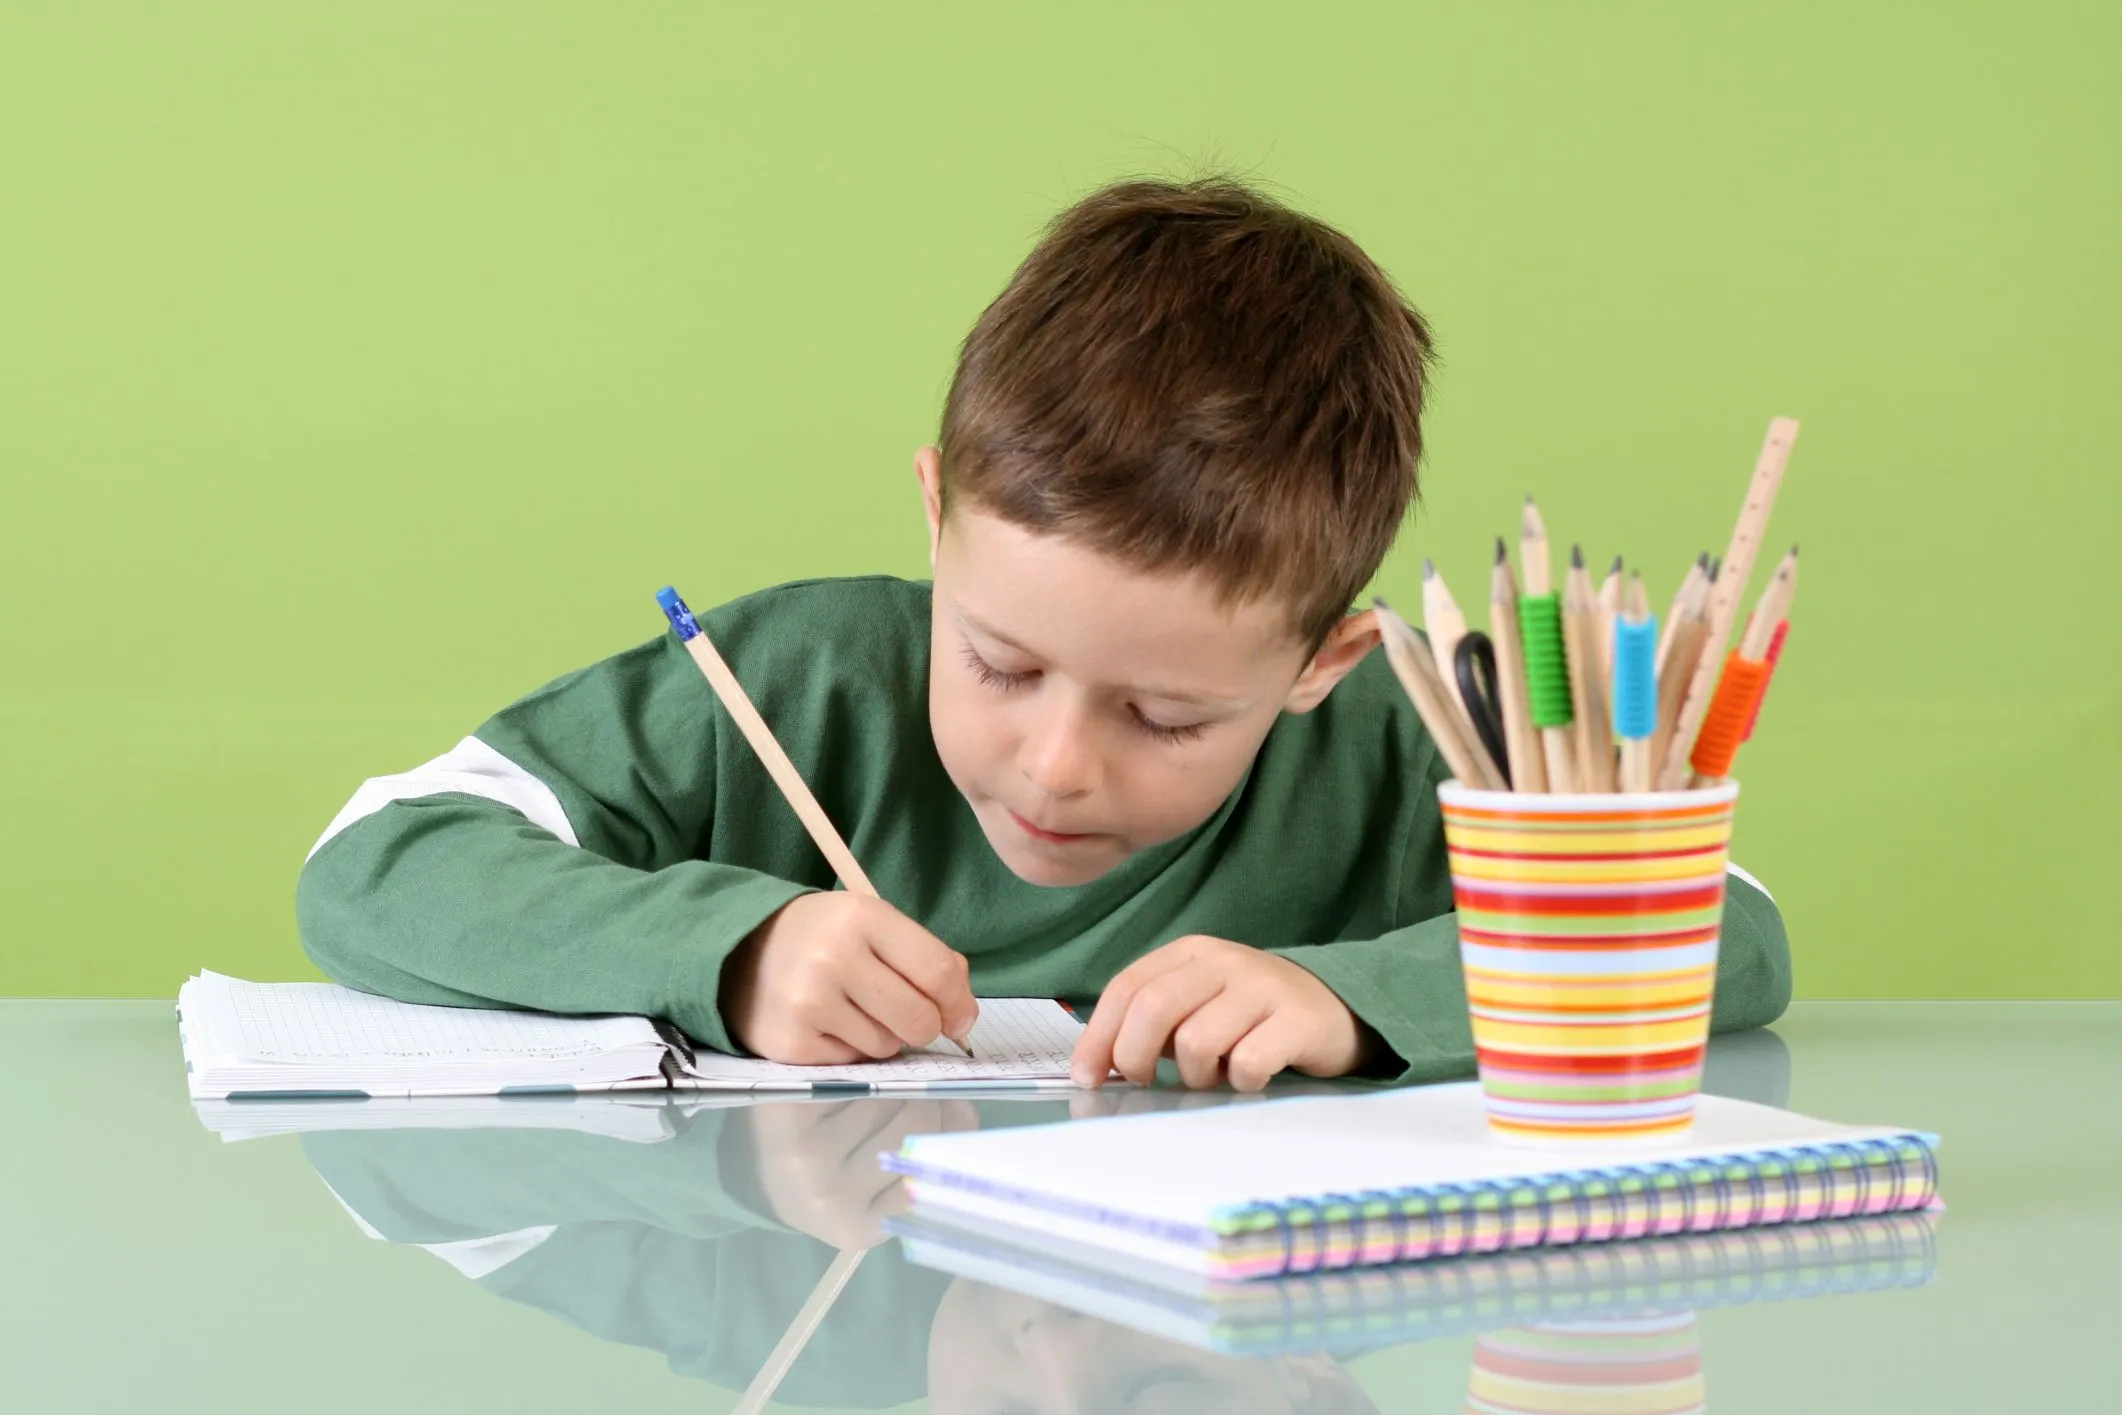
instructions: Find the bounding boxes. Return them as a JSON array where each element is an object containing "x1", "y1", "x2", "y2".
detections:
[
  {"x1": 1489, "y1": 537, "x2": 1546, "y2": 794},
  {"x1": 1422, "y1": 558, "x2": 1470, "y2": 687},
  {"x1": 1649, "y1": 566, "x2": 1711, "y2": 774},
  {"x1": 1657, "y1": 553, "x2": 1710, "y2": 671},
  {"x1": 1375, "y1": 599, "x2": 1507, "y2": 790},
  {"x1": 658, "y1": 588, "x2": 975, "y2": 1057},
  {"x1": 1686, "y1": 545, "x2": 1800, "y2": 789},
  {"x1": 1597, "y1": 554, "x2": 1623, "y2": 686},
  {"x1": 1519, "y1": 498, "x2": 1579, "y2": 793},
  {"x1": 1618, "y1": 572, "x2": 1656, "y2": 793},
  {"x1": 1741, "y1": 546, "x2": 1799, "y2": 659},
  {"x1": 1564, "y1": 546, "x2": 1618, "y2": 792},
  {"x1": 1656, "y1": 418, "x2": 1799, "y2": 789}
]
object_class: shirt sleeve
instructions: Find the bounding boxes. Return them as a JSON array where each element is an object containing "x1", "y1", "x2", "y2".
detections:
[
  {"x1": 294, "y1": 632, "x2": 811, "y2": 1054},
  {"x1": 1271, "y1": 738, "x2": 1796, "y2": 1086}
]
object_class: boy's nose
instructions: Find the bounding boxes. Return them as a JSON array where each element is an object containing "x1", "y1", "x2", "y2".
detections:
[{"x1": 1016, "y1": 701, "x2": 1100, "y2": 801}]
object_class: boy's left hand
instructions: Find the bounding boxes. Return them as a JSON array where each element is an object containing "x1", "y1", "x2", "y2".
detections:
[{"x1": 1070, "y1": 936, "x2": 1375, "y2": 1092}]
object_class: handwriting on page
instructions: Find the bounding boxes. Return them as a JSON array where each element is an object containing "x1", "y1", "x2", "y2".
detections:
[{"x1": 683, "y1": 999, "x2": 1082, "y2": 1084}]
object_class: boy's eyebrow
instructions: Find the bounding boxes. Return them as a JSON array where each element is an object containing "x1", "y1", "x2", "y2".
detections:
[{"x1": 955, "y1": 609, "x2": 1253, "y2": 710}]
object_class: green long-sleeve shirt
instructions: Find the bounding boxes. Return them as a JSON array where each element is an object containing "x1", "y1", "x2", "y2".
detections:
[{"x1": 296, "y1": 575, "x2": 1793, "y2": 1080}]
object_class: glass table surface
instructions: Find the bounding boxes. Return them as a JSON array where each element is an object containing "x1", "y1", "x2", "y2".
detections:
[{"x1": 2, "y1": 1000, "x2": 2115, "y2": 1413}]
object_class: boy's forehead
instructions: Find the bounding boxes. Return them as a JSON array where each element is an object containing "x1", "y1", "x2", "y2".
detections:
[{"x1": 940, "y1": 509, "x2": 1302, "y2": 696}]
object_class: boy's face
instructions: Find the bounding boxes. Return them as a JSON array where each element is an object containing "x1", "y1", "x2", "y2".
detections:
[{"x1": 918, "y1": 449, "x2": 1377, "y2": 888}]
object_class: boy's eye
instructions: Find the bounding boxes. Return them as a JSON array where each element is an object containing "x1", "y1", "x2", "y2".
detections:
[
  {"x1": 960, "y1": 643, "x2": 1036, "y2": 691},
  {"x1": 1129, "y1": 707, "x2": 1208, "y2": 745}
]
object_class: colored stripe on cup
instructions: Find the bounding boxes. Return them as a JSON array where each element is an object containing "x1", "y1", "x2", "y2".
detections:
[{"x1": 1440, "y1": 782, "x2": 1738, "y2": 1142}]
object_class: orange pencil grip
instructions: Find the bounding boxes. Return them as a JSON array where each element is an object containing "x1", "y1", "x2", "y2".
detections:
[
  {"x1": 1740, "y1": 620, "x2": 1790, "y2": 741},
  {"x1": 1689, "y1": 652, "x2": 1771, "y2": 779}
]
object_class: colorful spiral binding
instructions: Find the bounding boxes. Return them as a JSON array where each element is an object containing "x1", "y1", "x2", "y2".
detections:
[{"x1": 1205, "y1": 1132, "x2": 1939, "y2": 1280}]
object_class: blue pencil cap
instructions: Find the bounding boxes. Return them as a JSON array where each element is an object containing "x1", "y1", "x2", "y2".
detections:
[{"x1": 656, "y1": 586, "x2": 703, "y2": 641}]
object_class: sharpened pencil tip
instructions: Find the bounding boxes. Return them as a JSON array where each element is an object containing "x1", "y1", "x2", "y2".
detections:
[
  {"x1": 1708, "y1": 556, "x2": 1723, "y2": 582},
  {"x1": 1608, "y1": 555, "x2": 1623, "y2": 576},
  {"x1": 1791, "y1": 543, "x2": 1800, "y2": 557},
  {"x1": 1570, "y1": 543, "x2": 1584, "y2": 569},
  {"x1": 1697, "y1": 552, "x2": 1710, "y2": 569},
  {"x1": 1422, "y1": 558, "x2": 1436, "y2": 579},
  {"x1": 1494, "y1": 536, "x2": 1508, "y2": 563}
]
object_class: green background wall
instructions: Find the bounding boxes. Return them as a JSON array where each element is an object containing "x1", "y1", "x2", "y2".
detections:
[{"x1": 3, "y1": 3, "x2": 2115, "y2": 999}]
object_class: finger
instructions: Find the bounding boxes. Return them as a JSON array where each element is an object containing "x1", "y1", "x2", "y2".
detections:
[
  {"x1": 819, "y1": 993, "x2": 908, "y2": 1061},
  {"x1": 840, "y1": 946, "x2": 947, "y2": 1049},
  {"x1": 1071, "y1": 940, "x2": 1204, "y2": 1087},
  {"x1": 1225, "y1": 1012, "x2": 1310, "y2": 1093},
  {"x1": 1170, "y1": 989, "x2": 1274, "y2": 1090},
  {"x1": 1110, "y1": 968, "x2": 1227, "y2": 1087},
  {"x1": 861, "y1": 900, "x2": 980, "y2": 1038}
]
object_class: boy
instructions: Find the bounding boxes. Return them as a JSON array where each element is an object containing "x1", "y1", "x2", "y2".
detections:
[{"x1": 298, "y1": 178, "x2": 1791, "y2": 1090}]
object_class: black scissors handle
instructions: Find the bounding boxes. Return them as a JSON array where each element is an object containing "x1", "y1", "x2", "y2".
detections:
[{"x1": 1453, "y1": 631, "x2": 1512, "y2": 788}]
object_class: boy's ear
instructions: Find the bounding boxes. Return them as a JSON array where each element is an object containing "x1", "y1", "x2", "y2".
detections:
[
  {"x1": 1282, "y1": 609, "x2": 1381, "y2": 714},
  {"x1": 915, "y1": 446, "x2": 945, "y2": 569}
]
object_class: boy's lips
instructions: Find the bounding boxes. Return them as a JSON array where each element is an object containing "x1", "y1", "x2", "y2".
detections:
[{"x1": 1005, "y1": 808, "x2": 1096, "y2": 844}]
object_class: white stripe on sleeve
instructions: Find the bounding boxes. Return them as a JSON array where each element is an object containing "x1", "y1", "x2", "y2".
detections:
[
  {"x1": 1726, "y1": 861, "x2": 1773, "y2": 904},
  {"x1": 306, "y1": 736, "x2": 580, "y2": 861}
]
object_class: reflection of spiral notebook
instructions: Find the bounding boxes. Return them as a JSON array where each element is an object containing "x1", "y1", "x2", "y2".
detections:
[
  {"x1": 884, "y1": 1082, "x2": 1941, "y2": 1281},
  {"x1": 892, "y1": 1209, "x2": 1940, "y2": 1355}
]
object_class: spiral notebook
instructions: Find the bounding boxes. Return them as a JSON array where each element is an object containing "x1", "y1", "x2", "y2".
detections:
[
  {"x1": 891, "y1": 1208, "x2": 1940, "y2": 1355},
  {"x1": 178, "y1": 971, "x2": 1090, "y2": 1098},
  {"x1": 884, "y1": 1081, "x2": 1941, "y2": 1281}
]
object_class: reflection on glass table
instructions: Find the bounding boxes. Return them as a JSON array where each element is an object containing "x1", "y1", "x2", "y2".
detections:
[{"x1": 213, "y1": 1031, "x2": 1827, "y2": 1412}]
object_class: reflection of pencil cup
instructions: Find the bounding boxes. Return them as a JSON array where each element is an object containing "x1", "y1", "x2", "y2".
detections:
[
  {"x1": 1467, "y1": 1314, "x2": 1706, "y2": 1415},
  {"x1": 1438, "y1": 782, "x2": 1739, "y2": 1142}
]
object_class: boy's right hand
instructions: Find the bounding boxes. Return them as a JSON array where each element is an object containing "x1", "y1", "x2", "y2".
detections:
[{"x1": 722, "y1": 892, "x2": 980, "y2": 1064}]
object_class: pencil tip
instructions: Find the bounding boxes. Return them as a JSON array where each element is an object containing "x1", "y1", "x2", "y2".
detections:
[
  {"x1": 1708, "y1": 557, "x2": 1723, "y2": 581},
  {"x1": 1608, "y1": 554, "x2": 1623, "y2": 576},
  {"x1": 1422, "y1": 558, "x2": 1436, "y2": 579},
  {"x1": 1791, "y1": 543, "x2": 1800, "y2": 557},
  {"x1": 1570, "y1": 543, "x2": 1584, "y2": 568},
  {"x1": 1494, "y1": 536, "x2": 1507, "y2": 563},
  {"x1": 1697, "y1": 552, "x2": 1710, "y2": 569}
]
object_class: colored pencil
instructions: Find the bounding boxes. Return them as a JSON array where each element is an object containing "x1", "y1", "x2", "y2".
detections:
[
  {"x1": 1422, "y1": 558, "x2": 1470, "y2": 687},
  {"x1": 1597, "y1": 554, "x2": 1623, "y2": 685},
  {"x1": 1375, "y1": 599, "x2": 1507, "y2": 790},
  {"x1": 658, "y1": 587, "x2": 975, "y2": 1059},
  {"x1": 1656, "y1": 418, "x2": 1799, "y2": 788},
  {"x1": 1657, "y1": 553, "x2": 1709, "y2": 671},
  {"x1": 1650, "y1": 565, "x2": 1711, "y2": 773},
  {"x1": 1617, "y1": 573, "x2": 1657, "y2": 793},
  {"x1": 1519, "y1": 498, "x2": 1579, "y2": 793},
  {"x1": 1741, "y1": 546, "x2": 1798, "y2": 659},
  {"x1": 1489, "y1": 537, "x2": 1546, "y2": 794},
  {"x1": 1564, "y1": 546, "x2": 1618, "y2": 792}
]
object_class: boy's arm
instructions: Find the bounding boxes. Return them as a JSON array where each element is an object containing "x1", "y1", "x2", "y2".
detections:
[
  {"x1": 296, "y1": 633, "x2": 812, "y2": 1053},
  {"x1": 1269, "y1": 745, "x2": 1796, "y2": 1085}
]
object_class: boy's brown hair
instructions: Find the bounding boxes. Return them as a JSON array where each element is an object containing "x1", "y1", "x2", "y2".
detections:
[{"x1": 938, "y1": 176, "x2": 1436, "y2": 647}]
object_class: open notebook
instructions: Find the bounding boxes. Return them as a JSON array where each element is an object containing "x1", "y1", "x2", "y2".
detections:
[
  {"x1": 892, "y1": 1207, "x2": 1941, "y2": 1355},
  {"x1": 884, "y1": 1082, "x2": 1941, "y2": 1281},
  {"x1": 178, "y1": 971, "x2": 1091, "y2": 1099}
]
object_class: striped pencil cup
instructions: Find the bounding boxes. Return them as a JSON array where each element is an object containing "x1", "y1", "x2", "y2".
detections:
[{"x1": 1437, "y1": 781, "x2": 1740, "y2": 1142}]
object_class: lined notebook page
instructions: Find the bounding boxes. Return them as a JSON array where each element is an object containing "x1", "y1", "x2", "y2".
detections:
[
  {"x1": 188, "y1": 971, "x2": 662, "y2": 1064},
  {"x1": 895, "y1": 1082, "x2": 1919, "y2": 1227},
  {"x1": 676, "y1": 998, "x2": 1087, "y2": 1088}
]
